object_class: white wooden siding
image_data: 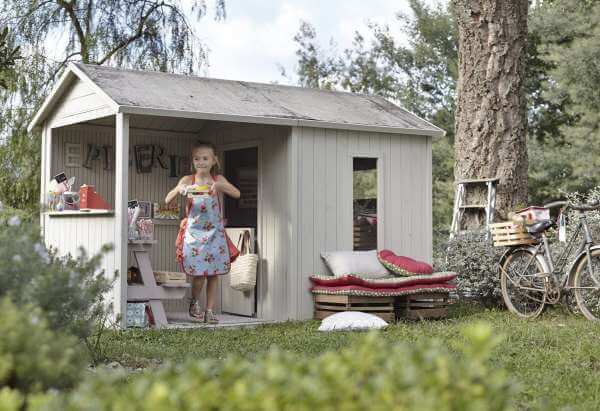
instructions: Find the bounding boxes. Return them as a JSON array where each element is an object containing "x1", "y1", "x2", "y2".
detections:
[
  {"x1": 42, "y1": 214, "x2": 118, "y2": 310},
  {"x1": 47, "y1": 79, "x2": 114, "y2": 128},
  {"x1": 290, "y1": 126, "x2": 432, "y2": 319}
]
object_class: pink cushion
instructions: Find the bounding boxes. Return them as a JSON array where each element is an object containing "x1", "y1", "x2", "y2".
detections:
[
  {"x1": 310, "y1": 283, "x2": 455, "y2": 297},
  {"x1": 309, "y1": 272, "x2": 456, "y2": 288},
  {"x1": 377, "y1": 250, "x2": 433, "y2": 276}
]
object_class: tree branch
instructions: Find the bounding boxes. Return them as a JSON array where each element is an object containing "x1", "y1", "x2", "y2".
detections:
[
  {"x1": 56, "y1": 0, "x2": 88, "y2": 62},
  {"x1": 96, "y1": 1, "x2": 164, "y2": 65}
]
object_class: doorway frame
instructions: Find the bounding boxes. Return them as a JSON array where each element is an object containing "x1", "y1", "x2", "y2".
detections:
[{"x1": 217, "y1": 140, "x2": 263, "y2": 317}]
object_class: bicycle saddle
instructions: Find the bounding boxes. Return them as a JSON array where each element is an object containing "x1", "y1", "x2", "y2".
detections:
[{"x1": 527, "y1": 219, "x2": 555, "y2": 234}]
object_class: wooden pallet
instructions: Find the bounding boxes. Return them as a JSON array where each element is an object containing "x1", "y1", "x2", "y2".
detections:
[
  {"x1": 489, "y1": 221, "x2": 538, "y2": 247},
  {"x1": 395, "y1": 293, "x2": 450, "y2": 320},
  {"x1": 313, "y1": 294, "x2": 395, "y2": 322}
]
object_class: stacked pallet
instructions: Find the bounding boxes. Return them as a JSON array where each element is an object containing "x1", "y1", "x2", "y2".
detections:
[{"x1": 313, "y1": 294, "x2": 395, "y2": 322}]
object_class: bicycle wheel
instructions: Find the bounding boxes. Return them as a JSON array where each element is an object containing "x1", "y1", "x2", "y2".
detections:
[
  {"x1": 500, "y1": 248, "x2": 547, "y2": 319},
  {"x1": 572, "y1": 247, "x2": 600, "y2": 321}
]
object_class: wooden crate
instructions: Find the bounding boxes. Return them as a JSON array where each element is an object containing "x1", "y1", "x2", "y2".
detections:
[
  {"x1": 153, "y1": 271, "x2": 187, "y2": 284},
  {"x1": 395, "y1": 293, "x2": 450, "y2": 320},
  {"x1": 489, "y1": 221, "x2": 538, "y2": 247},
  {"x1": 313, "y1": 294, "x2": 395, "y2": 322}
]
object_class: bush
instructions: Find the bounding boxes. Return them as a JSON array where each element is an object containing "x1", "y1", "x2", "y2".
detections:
[
  {"x1": 438, "y1": 232, "x2": 505, "y2": 306},
  {"x1": 0, "y1": 298, "x2": 86, "y2": 407},
  {"x1": 437, "y1": 186, "x2": 600, "y2": 307},
  {"x1": 0, "y1": 212, "x2": 114, "y2": 341},
  {"x1": 44, "y1": 324, "x2": 516, "y2": 411}
]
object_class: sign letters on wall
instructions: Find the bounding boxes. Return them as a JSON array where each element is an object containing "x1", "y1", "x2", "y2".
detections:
[{"x1": 65, "y1": 142, "x2": 189, "y2": 177}]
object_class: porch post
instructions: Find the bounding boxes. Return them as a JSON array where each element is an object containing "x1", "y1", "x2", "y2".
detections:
[
  {"x1": 40, "y1": 125, "x2": 52, "y2": 234},
  {"x1": 115, "y1": 113, "x2": 129, "y2": 326}
]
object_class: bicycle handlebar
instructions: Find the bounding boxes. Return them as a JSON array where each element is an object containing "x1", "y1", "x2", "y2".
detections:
[
  {"x1": 543, "y1": 200, "x2": 600, "y2": 212},
  {"x1": 543, "y1": 200, "x2": 568, "y2": 209}
]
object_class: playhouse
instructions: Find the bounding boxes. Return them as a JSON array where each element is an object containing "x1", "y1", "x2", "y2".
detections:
[{"x1": 28, "y1": 63, "x2": 444, "y2": 324}]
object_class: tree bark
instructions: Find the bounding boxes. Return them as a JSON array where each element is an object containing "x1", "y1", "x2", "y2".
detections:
[{"x1": 453, "y1": 0, "x2": 528, "y2": 225}]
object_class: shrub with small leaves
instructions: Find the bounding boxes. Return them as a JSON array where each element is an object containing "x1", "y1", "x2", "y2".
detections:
[
  {"x1": 439, "y1": 232, "x2": 505, "y2": 306},
  {"x1": 0, "y1": 298, "x2": 86, "y2": 406},
  {"x1": 43, "y1": 323, "x2": 516, "y2": 411},
  {"x1": 0, "y1": 210, "x2": 114, "y2": 342}
]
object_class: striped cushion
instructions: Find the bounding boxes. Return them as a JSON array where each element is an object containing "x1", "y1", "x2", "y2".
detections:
[
  {"x1": 310, "y1": 283, "x2": 455, "y2": 297},
  {"x1": 309, "y1": 272, "x2": 456, "y2": 289},
  {"x1": 377, "y1": 250, "x2": 433, "y2": 276}
]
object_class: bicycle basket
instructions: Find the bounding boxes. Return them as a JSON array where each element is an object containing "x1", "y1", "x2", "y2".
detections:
[{"x1": 489, "y1": 221, "x2": 538, "y2": 247}]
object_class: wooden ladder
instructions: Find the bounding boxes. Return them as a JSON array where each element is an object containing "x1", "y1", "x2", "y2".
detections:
[{"x1": 449, "y1": 178, "x2": 499, "y2": 239}]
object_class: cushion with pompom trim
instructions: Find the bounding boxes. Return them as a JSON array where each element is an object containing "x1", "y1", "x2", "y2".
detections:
[{"x1": 377, "y1": 250, "x2": 433, "y2": 276}]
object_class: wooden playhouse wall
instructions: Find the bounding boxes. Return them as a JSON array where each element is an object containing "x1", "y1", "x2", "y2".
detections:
[{"x1": 288, "y1": 126, "x2": 433, "y2": 320}]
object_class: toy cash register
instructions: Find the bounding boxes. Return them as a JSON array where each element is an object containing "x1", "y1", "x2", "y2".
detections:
[{"x1": 79, "y1": 184, "x2": 111, "y2": 210}]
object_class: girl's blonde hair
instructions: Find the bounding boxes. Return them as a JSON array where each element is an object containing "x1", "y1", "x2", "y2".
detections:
[{"x1": 191, "y1": 141, "x2": 221, "y2": 175}]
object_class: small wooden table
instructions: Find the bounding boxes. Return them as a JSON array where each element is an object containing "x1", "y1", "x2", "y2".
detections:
[{"x1": 127, "y1": 240, "x2": 188, "y2": 328}]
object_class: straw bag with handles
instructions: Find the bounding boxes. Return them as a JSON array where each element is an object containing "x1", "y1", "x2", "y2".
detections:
[{"x1": 229, "y1": 230, "x2": 258, "y2": 292}]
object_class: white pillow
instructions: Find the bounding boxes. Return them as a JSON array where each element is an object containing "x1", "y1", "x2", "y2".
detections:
[
  {"x1": 321, "y1": 250, "x2": 389, "y2": 278},
  {"x1": 318, "y1": 311, "x2": 388, "y2": 331}
]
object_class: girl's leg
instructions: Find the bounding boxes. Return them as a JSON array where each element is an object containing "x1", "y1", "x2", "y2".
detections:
[
  {"x1": 191, "y1": 276, "x2": 206, "y2": 300},
  {"x1": 189, "y1": 276, "x2": 206, "y2": 320},
  {"x1": 206, "y1": 276, "x2": 218, "y2": 310},
  {"x1": 205, "y1": 276, "x2": 219, "y2": 324}
]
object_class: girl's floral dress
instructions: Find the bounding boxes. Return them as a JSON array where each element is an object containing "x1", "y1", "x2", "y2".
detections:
[{"x1": 182, "y1": 175, "x2": 231, "y2": 276}]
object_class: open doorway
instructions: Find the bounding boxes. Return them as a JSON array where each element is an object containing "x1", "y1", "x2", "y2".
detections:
[{"x1": 220, "y1": 146, "x2": 259, "y2": 317}]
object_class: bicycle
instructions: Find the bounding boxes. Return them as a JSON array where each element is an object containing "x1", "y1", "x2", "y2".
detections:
[{"x1": 495, "y1": 200, "x2": 600, "y2": 320}]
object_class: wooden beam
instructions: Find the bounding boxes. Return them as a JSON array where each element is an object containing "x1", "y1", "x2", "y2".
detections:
[{"x1": 114, "y1": 113, "x2": 129, "y2": 327}]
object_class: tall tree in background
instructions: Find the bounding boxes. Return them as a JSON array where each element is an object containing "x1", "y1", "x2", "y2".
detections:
[
  {"x1": 0, "y1": 26, "x2": 20, "y2": 89},
  {"x1": 527, "y1": 0, "x2": 600, "y2": 203},
  {"x1": 288, "y1": 1, "x2": 458, "y2": 234},
  {"x1": 452, "y1": 0, "x2": 529, "y2": 221},
  {"x1": 0, "y1": 0, "x2": 225, "y2": 211}
]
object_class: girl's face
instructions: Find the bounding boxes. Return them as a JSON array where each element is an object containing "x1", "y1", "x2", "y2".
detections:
[{"x1": 192, "y1": 148, "x2": 216, "y2": 173}]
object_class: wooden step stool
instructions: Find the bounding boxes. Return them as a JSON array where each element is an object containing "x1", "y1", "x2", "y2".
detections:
[
  {"x1": 395, "y1": 293, "x2": 450, "y2": 320},
  {"x1": 313, "y1": 294, "x2": 395, "y2": 322}
]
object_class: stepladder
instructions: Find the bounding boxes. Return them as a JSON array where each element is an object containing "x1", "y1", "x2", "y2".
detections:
[{"x1": 449, "y1": 178, "x2": 499, "y2": 239}]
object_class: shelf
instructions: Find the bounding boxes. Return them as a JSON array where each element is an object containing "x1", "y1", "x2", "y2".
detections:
[
  {"x1": 128, "y1": 239, "x2": 158, "y2": 244},
  {"x1": 152, "y1": 219, "x2": 180, "y2": 226},
  {"x1": 47, "y1": 210, "x2": 114, "y2": 217}
]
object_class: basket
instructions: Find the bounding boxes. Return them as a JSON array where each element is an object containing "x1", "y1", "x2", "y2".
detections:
[{"x1": 489, "y1": 221, "x2": 538, "y2": 247}]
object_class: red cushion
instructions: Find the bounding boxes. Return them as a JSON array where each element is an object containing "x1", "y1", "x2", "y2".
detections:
[
  {"x1": 309, "y1": 272, "x2": 456, "y2": 288},
  {"x1": 378, "y1": 250, "x2": 433, "y2": 276},
  {"x1": 310, "y1": 283, "x2": 455, "y2": 297}
]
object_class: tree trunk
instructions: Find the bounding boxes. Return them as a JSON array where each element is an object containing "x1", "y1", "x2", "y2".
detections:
[{"x1": 453, "y1": 0, "x2": 528, "y2": 226}]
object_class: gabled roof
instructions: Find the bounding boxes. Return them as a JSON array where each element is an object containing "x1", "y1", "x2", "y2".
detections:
[{"x1": 29, "y1": 63, "x2": 445, "y2": 137}]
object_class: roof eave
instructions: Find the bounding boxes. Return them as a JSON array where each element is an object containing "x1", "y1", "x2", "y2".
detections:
[
  {"x1": 27, "y1": 62, "x2": 119, "y2": 132},
  {"x1": 117, "y1": 105, "x2": 445, "y2": 137},
  {"x1": 27, "y1": 68, "x2": 75, "y2": 132}
]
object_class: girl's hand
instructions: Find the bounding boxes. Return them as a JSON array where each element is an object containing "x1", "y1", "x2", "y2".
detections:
[
  {"x1": 178, "y1": 184, "x2": 188, "y2": 196},
  {"x1": 210, "y1": 181, "x2": 225, "y2": 194}
]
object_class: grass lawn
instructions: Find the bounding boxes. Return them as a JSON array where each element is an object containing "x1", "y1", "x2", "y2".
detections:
[{"x1": 102, "y1": 304, "x2": 600, "y2": 410}]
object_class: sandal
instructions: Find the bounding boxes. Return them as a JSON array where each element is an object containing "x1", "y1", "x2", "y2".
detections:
[
  {"x1": 188, "y1": 299, "x2": 204, "y2": 321},
  {"x1": 205, "y1": 309, "x2": 219, "y2": 324}
]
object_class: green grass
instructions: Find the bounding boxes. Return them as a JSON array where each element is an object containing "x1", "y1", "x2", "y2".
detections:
[{"x1": 101, "y1": 304, "x2": 600, "y2": 410}]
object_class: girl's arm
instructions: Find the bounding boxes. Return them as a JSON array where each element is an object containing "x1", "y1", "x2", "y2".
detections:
[
  {"x1": 165, "y1": 175, "x2": 192, "y2": 205},
  {"x1": 213, "y1": 175, "x2": 241, "y2": 199}
]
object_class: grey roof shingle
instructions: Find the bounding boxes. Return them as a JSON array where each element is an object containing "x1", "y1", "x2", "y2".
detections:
[{"x1": 75, "y1": 63, "x2": 443, "y2": 136}]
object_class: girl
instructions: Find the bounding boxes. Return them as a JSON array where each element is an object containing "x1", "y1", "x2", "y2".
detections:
[{"x1": 165, "y1": 142, "x2": 240, "y2": 324}]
